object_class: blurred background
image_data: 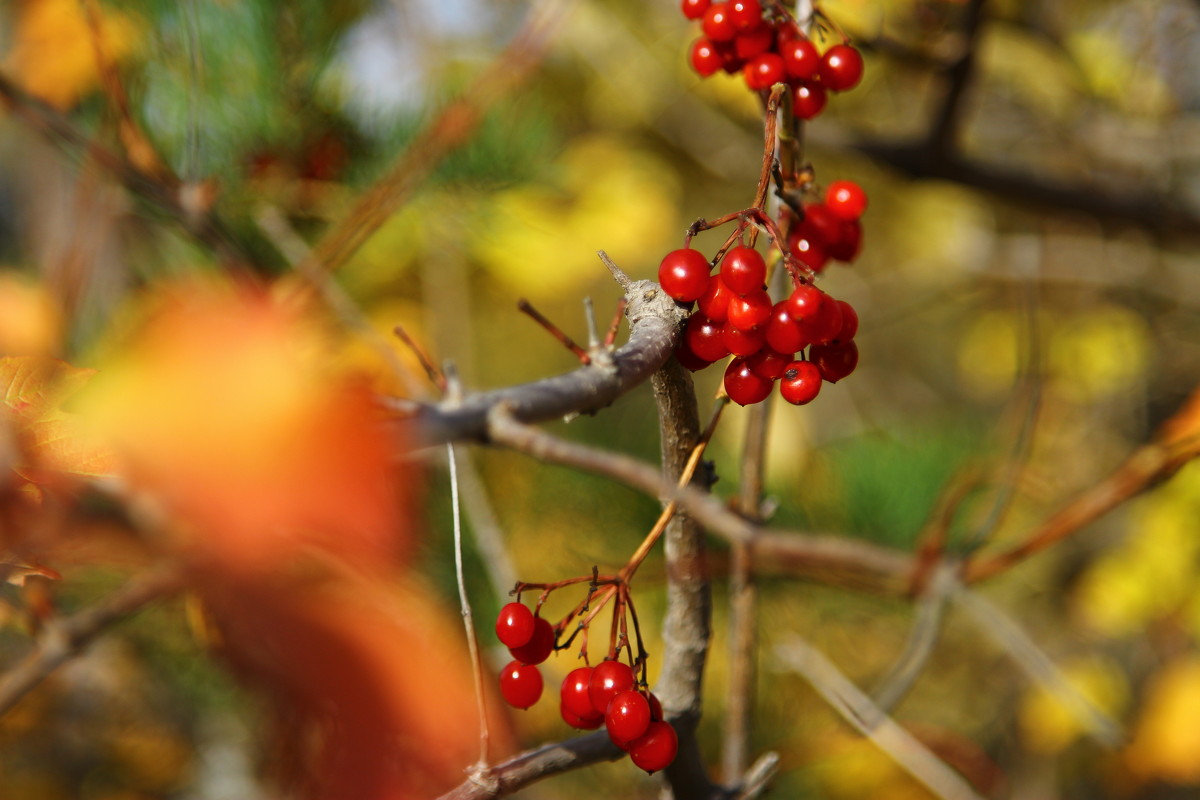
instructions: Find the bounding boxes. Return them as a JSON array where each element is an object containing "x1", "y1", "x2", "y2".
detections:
[{"x1": 0, "y1": 0, "x2": 1199, "y2": 798}]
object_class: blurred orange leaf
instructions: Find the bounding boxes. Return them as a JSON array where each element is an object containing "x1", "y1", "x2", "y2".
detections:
[{"x1": 0, "y1": 355, "x2": 116, "y2": 487}]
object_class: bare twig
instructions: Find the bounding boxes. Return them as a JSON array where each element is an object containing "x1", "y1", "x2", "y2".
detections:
[
  {"x1": 436, "y1": 731, "x2": 624, "y2": 800},
  {"x1": 0, "y1": 568, "x2": 185, "y2": 717},
  {"x1": 517, "y1": 299, "x2": 591, "y2": 365},
  {"x1": 775, "y1": 637, "x2": 988, "y2": 800}
]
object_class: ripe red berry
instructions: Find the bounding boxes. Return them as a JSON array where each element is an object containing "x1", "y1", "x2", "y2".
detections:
[
  {"x1": 685, "y1": 314, "x2": 731, "y2": 363},
  {"x1": 732, "y1": 24, "x2": 774, "y2": 60},
  {"x1": 658, "y1": 248, "x2": 711, "y2": 302},
  {"x1": 719, "y1": 246, "x2": 766, "y2": 295},
  {"x1": 779, "y1": 361, "x2": 822, "y2": 405},
  {"x1": 820, "y1": 44, "x2": 864, "y2": 91},
  {"x1": 605, "y1": 690, "x2": 652, "y2": 748},
  {"x1": 561, "y1": 666, "x2": 598, "y2": 720},
  {"x1": 561, "y1": 705, "x2": 604, "y2": 730},
  {"x1": 495, "y1": 602, "x2": 535, "y2": 649},
  {"x1": 589, "y1": 660, "x2": 636, "y2": 716},
  {"x1": 828, "y1": 218, "x2": 862, "y2": 262},
  {"x1": 681, "y1": 0, "x2": 710, "y2": 20},
  {"x1": 721, "y1": 321, "x2": 765, "y2": 357},
  {"x1": 723, "y1": 357, "x2": 772, "y2": 406},
  {"x1": 807, "y1": 292, "x2": 844, "y2": 345},
  {"x1": 647, "y1": 692, "x2": 664, "y2": 722},
  {"x1": 702, "y1": 2, "x2": 736, "y2": 41},
  {"x1": 728, "y1": 0, "x2": 762, "y2": 30},
  {"x1": 748, "y1": 348, "x2": 791, "y2": 380},
  {"x1": 791, "y1": 81, "x2": 827, "y2": 120},
  {"x1": 690, "y1": 38, "x2": 724, "y2": 77},
  {"x1": 674, "y1": 340, "x2": 714, "y2": 372},
  {"x1": 764, "y1": 301, "x2": 809, "y2": 354},
  {"x1": 727, "y1": 289, "x2": 771, "y2": 330},
  {"x1": 697, "y1": 275, "x2": 733, "y2": 323},
  {"x1": 788, "y1": 230, "x2": 829, "y2": 273},
  {"x1": 825, "y1": 180, "x2": 868, "y2": 221},
  {"x1": 810, "y1": 340, "x2": 859, "y2": 382},
  {"x1": 628, "y1": 721, "x2": 679, "y2": 774},
  {"x1": 834, "y1": 300, "x2": 858, "y2": 341},
  {"x1": 499, "y1": 661, "x2": 544, "y2": 709},
  {"x1": 743, "y1": 53, "x2": 785, "y2": 90},
  {"x1": 509, "y1": 616, "x2": 555, "y2": 665},
  {"x1": 781, "y1": 37, "x2": 820, "y2": 80},
  {"x1": 785, "y1": 284, "x2": 825, "y2": 325}
]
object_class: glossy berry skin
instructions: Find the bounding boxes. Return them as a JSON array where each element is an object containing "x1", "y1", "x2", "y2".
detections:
[
  {"x1": 658, "y1": 248, "x2": 711, "y2": 302},
  {"x1": 690, "y1": 38, "x2": 724, "y2": 77},
  {"x1": 785, "y1": 284, "x2": 826, "y2": 326},
  {"x1": 721, "y1": 321, "x2": 765, "y2": 357},
  {"x1": 733, "y1": 24, "x2": 774, "y2": 60},
  {"x1": 728, "y1": 0, "x2": 762, "y2": 30},
  {"x1": 561, "y1": 705, "x2": 604, "y2": 730},
  {"x1": 743, "y1": 53, "x2": 785, "y2": 91},
  {"x1": 748, "y1": 348, "x2": 791, "y2": 380},
  {"x1": 807, "y1": 292, "x2": 844, "y2": 345},
  {"x1": 834, "y1": 300, "x2": 858, "y2": 341},
  {"x1": 701, "y1": 2, "x2": 736, "y2": 41},
  {"x1": 589, "y1": 660, "x2": 636, "y2": 716},
  {"x1": 792, "y1": 82, "x2": 827, "y2": 120},
  {"x1": 495, "y1": 602, "x2": 535, "y2": 648},
  {"x1": 828, "y1": 218, "x2": 862, "y2": 262},
  {"x1": 629, "y1": 721, "x2": 679, "y2": 774},
  {"x1": 825, "y1": 180, "x2": 868, "y2": 221},
  {"x1": 647, "y1": 692, "x2": 664, "y2": 722},
  {"x1": 788, "y1": 230, "x2": 829, "y2": 273},
  {"x1": 781, "y1": 37, "x2": 820, "y2": 80},
  {"x1": 820, "y1": 44, "x2": 864, "y2": 91},
  {"x1": 779, "y1": 361, "x2": 822, "y2": 405},
  {"x1": 765, "y1": 302, "x2": 809, "y2": 355},
  {"x1": 698, "y1": 275, "x2": 733, "y2": 323},
  {"x1": 720, "y1": 246, "x2": 766, "y2": 295},
  {"x1": 685, "y1": 314, "x2": 731, "y2": 363},
  {"x1": 674, "y1": 341, "x2": 713, "y2": 372},
  {"x1": 509, "y1": 616, "x2": 555, "y2": 665},
  {"x1": 499, "y1": 661, "x2": 544, "y2": 709},
  {"x1": 605, "y1": 691, "x2": 652, "y2": 748},
  {"x1": 727, "y1": 290, "x2": 771, "y2": 331},
  {"x1": 681, "y1": 0, "x2": 710, "y2": 20},
  {"x1": 561, "y1": 666, "x2": 598, "y2": 719},
  {"x1": 810, "y1": 340, "x2": 859, "y2": 382},
  {"x1": 724, "y1": 358, "x2": 772, "y2": 406}
]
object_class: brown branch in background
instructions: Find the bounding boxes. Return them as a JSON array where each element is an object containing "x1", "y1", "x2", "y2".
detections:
[
  {"x1": 393, "y1": 324, "x2": 448, "y2": 392},
  {"x1": 926, "y1": 0, "x2": 988, "y2": 160},
  {"x1": 603, "y1": 299, "x2": 626, "y2": 348},
  {"x1": 517, "y1": 299, "x2": 591, "y2": 365},
  {"x1": 0, "y1": 568, "x2": 185, "y2": 718},
  {"x1": 300, "y1": 0, "x2": 568, "y2": 276}
]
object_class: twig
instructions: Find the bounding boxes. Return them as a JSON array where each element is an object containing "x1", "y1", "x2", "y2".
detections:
[
  {"x1": 455, "y1": 448, "x2": 519, "y2": 604},
  {"x1": 0, "y1": 568, "x2": 185, "y2": 717},
  {"x1": 775, "y1": 637, "x2": 988, "y2": 800},
  {"x1": 435, "y1": 731, "x2": 624, "y2": 800},
  {"x1": 603, "y1": 298, "x2": 626, "y2": 348},
  {"x1": 872, "y1": 562, "x2": 954, "y2": 713},
  {"x1": 732, "y1": 751, "x2": 780, "y2": 800},
  {"x1": 299, "y1": 0, "x2": 569, "y2": 276},
  {"x1": 394, "y1": 325, "x2": 448, "y2": 392},
  {"x1": 517, "y1": 299, "x2": 591, "y2": 365}
]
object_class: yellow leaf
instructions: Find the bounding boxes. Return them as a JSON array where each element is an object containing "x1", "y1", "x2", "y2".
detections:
[
  {"x1": 1018, "y1": 656, "x2": 1128, "y2": 754},
  {"x1": 1126, "y1": 658, "x2": 1200, "y2": 783}
]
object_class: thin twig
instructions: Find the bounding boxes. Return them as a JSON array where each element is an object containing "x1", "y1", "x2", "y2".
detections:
[
  {"x1": 0, "y1": 568, "x2": 185, "y2": 717},
  {"x1": 517, "y1": 299, "x2": 591, "y2": 365}
]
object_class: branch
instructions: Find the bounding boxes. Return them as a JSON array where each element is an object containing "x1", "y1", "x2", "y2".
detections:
[
  {"x1": 436, "y1": 731, "x2": 623, "y2": 800},
  {"x1": 403, "y1": 277, "x2": 689, "y2": 445},
  {"x1": 0, "y1": 568, "x2": 185, "y2": 717}
]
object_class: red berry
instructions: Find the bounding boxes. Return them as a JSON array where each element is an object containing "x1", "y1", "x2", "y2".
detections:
[
  {"x1": 807, "y1": 292, "x2": 844, "y2": 345},
  {"x1": 743, "y1": 53, "x2": 785, "y2": 90},
  {"x1": 820, "y1": 44, "x2": 864, "y2": 91},
  {"x1": 509, "y1": 616, "x2": 555, "y2": 665},
  {"x1": 834, "y1": 300, "x2": 858, "y2": 341},
  {"x1": 764, "y1": 302, "x2": 810, "y2": 354},
  {"x1": 698, "y1": 275, "x2": 733, "y2": 323},
  {"x1": 728, "y1": 0, "x2": 762, "y2": 30},
  {"x1": 702, "y1": 2, "x2": 736, "y2": 41},
  {"x1": 499, "y1": 661, "x2": 544, "y2": 709},
  {"x1": 785, "y1": 284, "x2": 825, "y2": 325},
  {"x1": 605, "y1": 690, "x2": 652, "y2": 748},
  {"x1": 629, "y1": 721, "x2": 679, "y2": 774},
  {"x1": 675, "y1": 340, "x2": 714, "y2": 372},
  {"x1": 727, "y1": 289, "x2": 771, "y2": 331},
  {"x1": 721, "y1": 321, "x2": 765, "y2": 357},
  {"x1": 810, "y1": 340, "x2": 859, "y2": 382},
  {"x1": 658, "y1": 249, "x2": 711, "y2": 302},
  {"x1": 732, "y1": 24, "x2": 774, "y2": 60},
  {"x1": 690, "y1": 38, "x2": 724, "y2": 77},
  {"x1": 496, "y1": 602, "x2": 535, "y2": 649},
  {"x1": 561, "y1": 705, "x2": 604, "y2": 730},
  {"x1": 788, "y1": 230, "x2": 829, "y2": 273},
  {"x1": 681, "y1": 0, "x2": 710, "y2": 20},
  {"x1": 792, "y1": 82, "x2": 826, "y2": 119},
  {"x1": 825, "y1": 180, "x2": 868, "y2": 221},
  {"x1": 781, "y1": 37, "x2": 820, "y2": 80},
  {"x1": 685, "y1": 314, "x2": 731, "y2": 363},
  {"x1": 828, "y1": 218, "x2": 862, "y2": 262},
  {"x1": 748, "y1": 348, "x2": 791, "y2": 380},
  {"x1": 723, "y1": 357, "x2": 772, "y2": 405},
  {"x1": 589, "y1": 660, "x2": 636, "y2": 716},
  {"x1": 647, "y1": 692, "x2": 664, "y2": 722},
  {"x1": 796, "y1": 202, "x2": 845, "y2": 249},
  {"x1": 719, "y1": 246, "x2": 766, "y2": 295},
  {"x1": 561, "y1": 666, "x2": 598, "y2": 719},
  {"x1": 779, "y1": 361, "x2": 822, "y2": 405}
]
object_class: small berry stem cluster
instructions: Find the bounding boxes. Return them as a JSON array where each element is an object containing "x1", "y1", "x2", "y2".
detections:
[
  {"x1": 683, "y1": 0, "x2": 864, "y2": 120},
  {"x1": 493, "y1": 571, "x2": 678, "y2": 774}
]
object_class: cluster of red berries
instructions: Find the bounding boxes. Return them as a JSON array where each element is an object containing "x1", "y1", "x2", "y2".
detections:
[
  {"x1": 682, "y1": 0, "x2": 864, "y2": 119},
  {"x1": 787, "y1": 180, "x2": 867, "y2": 272},
  {"x1": 495, "y1": 602, "x2": 679, "y2": 774}
]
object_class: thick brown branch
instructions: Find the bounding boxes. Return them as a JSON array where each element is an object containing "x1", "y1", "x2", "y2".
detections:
[
  {"x1": 0, "y1": 568, "x2": 185, "y2": 717},
  {"x1": 436, "y1": 731, "x2": 623, "y2": 800},
  {"x1": 405, "y1": 279, "x2": 688, "y2": 444}
]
